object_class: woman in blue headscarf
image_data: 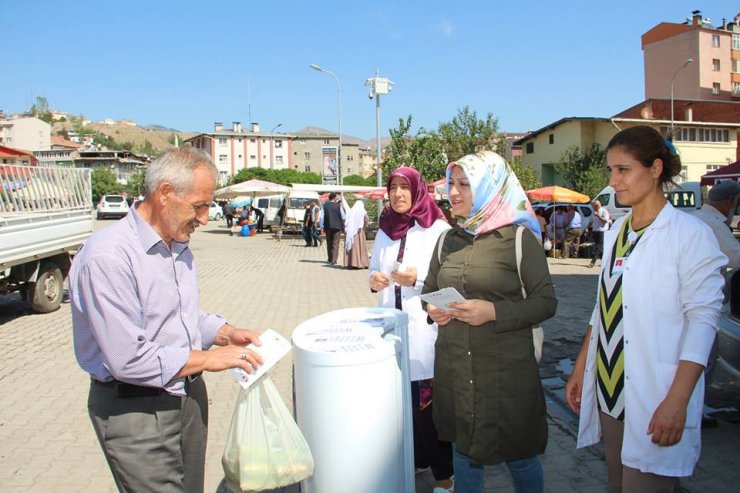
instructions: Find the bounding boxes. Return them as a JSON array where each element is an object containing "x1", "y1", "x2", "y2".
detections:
[{"x1": 422, "y1": 151, "x2": 557, "y2": 493}]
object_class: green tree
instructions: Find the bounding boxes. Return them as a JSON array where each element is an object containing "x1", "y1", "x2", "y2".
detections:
[
  {"x1": 29, "y1": 96, "x2": 54, "y2": 123},
  {"x1": 124, "y1": 169, "x2": 147, "y2": 197},
  {"x1": 138, "y1": 139, "x2": 156, "y2": 157},
  {"x1": 383, "y1": 116, "x2": 447, "y2": 182},
  {"x1": 553, "y1": 144, "x2": 608, "y2": 198},
  {"x1": 437, "y1": 106, "x2": 504, "y2": 161},
  {"x1": 510, "y1": 157, "x2": 542, "y2": 191},
  {"x1": 91, "y1": 168, "x2": 122, "y2": 202}
]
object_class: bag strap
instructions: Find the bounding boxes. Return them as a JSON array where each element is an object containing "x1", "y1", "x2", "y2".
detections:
[
  {"x1": 436, "y1": 228, "x2": 450, "y2": 264},
  {"x1": 515, "y1": 225, "x2": 527, "y2": 299}
]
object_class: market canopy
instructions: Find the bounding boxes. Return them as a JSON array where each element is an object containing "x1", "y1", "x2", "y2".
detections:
[
  {"x1": 214, "y1": 179, "x2": 290, "y2": 199},
  {"x1": 700, "y1": 161, "x2": 740, "y2": 186},
  {"x1": 526, "y1": 186, "x2": 590, "y2": 204}
]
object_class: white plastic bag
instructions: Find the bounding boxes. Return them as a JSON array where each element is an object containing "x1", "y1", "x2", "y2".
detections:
[
  {"x1": 543, "y1": 238, "x2": 553, "y2": 251},
  {"x1": 222, "y1": 376, "x2": 314, "y2": 492}
]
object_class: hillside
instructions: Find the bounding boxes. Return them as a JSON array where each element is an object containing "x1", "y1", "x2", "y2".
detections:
[{"x1": 52, "y1": 121, "x2": 197, "y2": 154}]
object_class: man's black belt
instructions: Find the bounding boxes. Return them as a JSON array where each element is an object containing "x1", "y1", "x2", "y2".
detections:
[{"x1": 92, "y1": 373, "x2": 202, "y2": 398}]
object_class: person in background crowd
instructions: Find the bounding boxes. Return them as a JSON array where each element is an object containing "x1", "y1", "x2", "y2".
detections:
[
  {"x1": 585, "y1": 200, "x2": 610, "y2": 268},
  {"x1": 302, "y1": 201, "x2": 313, "y2": 247},
  {"x1": 565, "y1": 125, "x2": 726, "y2": 492},
  {"x1": 424, "y1": 151, "x2": 557, "y2": 493},
  {"x1": 368, "y1": 167, "x2": 454, "y2": 493},
  {"x1": 535, "y1": 208, "x2": 548, "y2": 243},
  {"x1": 552, "y1": 206, "x2": 568, "y2": 257},
  {"x1": 344, "y1": 200, "x2": 370, "y2": 269},
  {"x1": 70, "y1": 147, "x2": 263, "y2": 493},
  {"x1": 564, "y1": 204, "x2": 583, "y2": 259},
  {"x1": 692, "y1": 180, "x2": 740, "y2": 271},
  {"x1": 250, "y1": 204, "x2": 264, "y2": 233},
  {"x1": 310, "y1": 199, "x2": 322, "y2": 246},
  {"x1": 323, "y1": 193, "x2": 344, "y2": 265},
  {"x1": 223, "y1": 201, "x2": 235, "y2": 229}
]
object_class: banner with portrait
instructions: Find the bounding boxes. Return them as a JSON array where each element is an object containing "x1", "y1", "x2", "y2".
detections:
[{"x1": 322, "y1": 146, "x2": 338, "y2": 186}]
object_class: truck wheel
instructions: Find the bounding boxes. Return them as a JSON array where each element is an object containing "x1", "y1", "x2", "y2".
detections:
[{"x1": 31, "y1": 262, "x2": 64, "y2": 313}]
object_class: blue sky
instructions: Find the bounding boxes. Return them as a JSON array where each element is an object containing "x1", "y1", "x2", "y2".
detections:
[{"x1": 3, "y1": 1, "x2": 733, "y2": 139}]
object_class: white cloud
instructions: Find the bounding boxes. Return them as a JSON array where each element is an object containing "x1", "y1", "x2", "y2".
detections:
[{"x1": 440, "y1": 19, "x2": 454, "y2": 37}]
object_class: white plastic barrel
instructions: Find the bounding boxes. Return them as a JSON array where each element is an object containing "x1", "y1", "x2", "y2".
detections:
[{"x1": 292, "y1": 307, "x2": 413, "y2": 493}]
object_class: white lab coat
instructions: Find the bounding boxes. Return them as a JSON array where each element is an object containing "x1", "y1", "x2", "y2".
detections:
[
  {"x1": 369, "y1": 219, "x2": 451, "y2": 381},
  {"x1": 576, "y1": 203, "x2": 726, "y2": 477}
]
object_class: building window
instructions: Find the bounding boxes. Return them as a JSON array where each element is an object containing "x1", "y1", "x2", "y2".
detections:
[
  {"x1": 275, "y1": 156, "x2": 283, "y2": 165},
  {"x1": 733, "y1": 82, "x2": 740, "y2": 97},
  {"x1": 275, "y1": 139, "x2": 282, "y2": 148},
  {"x1": 304, "y1": 165, "x2": 311, "y2": 172},
  {"x1": 250, "y1": 155, "x2": 256, "y2": 160},
  {"x1": 734, "y1": 34, "x2": 740, "y2": 50},
  {"x1": 712, "y1": 83, "x2": 720, "y2": 95},
  {"x1": 304, "y1": 152, "x2": 311, "y2": 160},
  {"x1": 548, "y1": 134, "x2": 554, "y2": 144},
  {"x1": 346, "y1": 167, "x2": 351, "y2": 175},
  {"x1": 323, "y1": 140, "x2": 330, "y2": 145},
  {"x1": 712, "y1": 59, "x2": 720, "y2": 71},
  {"x1": 706, "y1": 164, "x2": 722, "y2": 172},
  {"x1": 250, "y1": 139, "x2": 256, "y2": 143},
  {"x1": 712, "y1": 34, "x2": 720, "y2": 47},
  {"x1": 218, "y1": 138, "x2": 227, "y2": 145},
  {"x1": 346, "y1": 154, "x2": 354, "y2": 161},
  {"x1": 733, "y1": 60, "x2": 740, "y2": 74},
  {"x1": 526, "y1": 142, "x2": 534, "y2": 154},
  {"x1": 663, "y1": 126, "x2": 729, "y2": 143},
  {"x1": 218, "y1": 154, "x2": 228, "y2": 163}
]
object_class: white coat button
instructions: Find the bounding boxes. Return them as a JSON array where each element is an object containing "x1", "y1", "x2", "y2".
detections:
[
  {"x1": 469, "y1": 379, "x2": 474, "y2": 384},
  {"x1": 467, "y1": 351, "x2": 471, "y2": 356}
]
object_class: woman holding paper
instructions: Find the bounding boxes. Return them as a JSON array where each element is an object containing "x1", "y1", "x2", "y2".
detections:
[
  {"x1": 423, "y1": 151, "x2": 557, "y2": 493},
  {"x1": 368, "y1": 166, "x2": 453, "y2": 492}
]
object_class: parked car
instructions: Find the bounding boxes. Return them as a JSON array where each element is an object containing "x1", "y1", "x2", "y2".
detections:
[
  {"x1": 717, "y1": 270, "x2": 740, "y2": 378},
  {"x1": 208, "y1": 201, "x2": 223, "y2": 221},
  {"x1": 594, "y1": 181, "x2": 703, "y2": 221},
  {"x1": 96, "y1": 194, "x2": 129, "y2": 219}
]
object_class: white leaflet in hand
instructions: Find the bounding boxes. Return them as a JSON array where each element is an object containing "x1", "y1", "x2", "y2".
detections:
[
  {"x1": 231, "y1": 329, "x2": 292, "y2": 390},
  {"x1": 419, "y1": 287, "x2": 466, "y2": 311}
]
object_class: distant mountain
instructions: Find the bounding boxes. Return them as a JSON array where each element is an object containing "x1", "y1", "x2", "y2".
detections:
[
  {"x1": 291, "y1": 126, "x2": 390, "y2": 150},
  {"x1": 144, "y1": 124, "x2": 181, "y2": 132}
]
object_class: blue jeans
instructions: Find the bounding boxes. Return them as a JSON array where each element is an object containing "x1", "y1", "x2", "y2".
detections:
[{"x1": 452, "y1": 443, "x2": 543, "y2": 493}]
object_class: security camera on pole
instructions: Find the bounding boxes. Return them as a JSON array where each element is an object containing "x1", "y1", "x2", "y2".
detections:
[{"x1": 365, "y1": 70, "x2": 393, "y2": 219}]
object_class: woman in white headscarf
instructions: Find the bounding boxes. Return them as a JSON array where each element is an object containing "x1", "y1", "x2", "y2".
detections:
[{"x1": 344, "y1": 200, "x2": 370, "y2": 269}]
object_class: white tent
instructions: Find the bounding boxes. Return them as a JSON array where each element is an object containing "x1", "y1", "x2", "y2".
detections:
[{"x1": 215, "y1": 179, "x2": 291, "y2": 199}]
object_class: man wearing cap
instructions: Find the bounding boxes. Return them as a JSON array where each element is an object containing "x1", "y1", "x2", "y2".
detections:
[
  {"x1": 70, "y1": 148, "x2": 264, "y2": 492},
  {"x1": 692, "y1": 180, "x2": 740, "y2": 270}
]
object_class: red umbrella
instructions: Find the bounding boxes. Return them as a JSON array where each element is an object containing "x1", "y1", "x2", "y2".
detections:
[{"x1": 356, "y1": 189, "x2": 387, "y2": 200}]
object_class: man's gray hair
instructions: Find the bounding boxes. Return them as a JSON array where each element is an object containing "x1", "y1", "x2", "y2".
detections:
[{"x1": 145, "y1": 147, "x2": 218, "y2": 196}]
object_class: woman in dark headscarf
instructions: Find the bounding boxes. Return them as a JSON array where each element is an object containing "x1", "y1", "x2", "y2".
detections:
[{"x1": 368, "y1": 166, "x2": 454, "y2": 492}]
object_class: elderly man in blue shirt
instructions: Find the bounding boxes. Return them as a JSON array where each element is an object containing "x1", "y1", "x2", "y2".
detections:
[{"x1": 70, "y1": 147, "x2": 263, "y2": 493}]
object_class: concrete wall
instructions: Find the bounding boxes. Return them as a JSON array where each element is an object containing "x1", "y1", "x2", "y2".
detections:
[{"x1": 0, "y1": 117, "x2": 51, "y2": 151}]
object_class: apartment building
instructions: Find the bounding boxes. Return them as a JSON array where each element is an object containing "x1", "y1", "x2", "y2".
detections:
[
  {"x1": 0, "y1": 116, "x2": 51, "y2": 152},
  {"x1": 74, "y1": 150, "x2": 149, "y2": 185},
  {"x1": 643, "y1": 10, "x2": 740, "y2": 100},
  {"x1": 290, "y1": 131, "x2": 360, "y2": 181},
  {"x1": 34, "y1": 136, "x2": 83, "y2": 167},
  {"x1": 185, "y1": 122, "x2": 291, "y2": 185}
]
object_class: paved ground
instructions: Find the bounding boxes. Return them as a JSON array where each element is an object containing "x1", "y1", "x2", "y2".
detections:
[{"x1": 1, "y1": 219, "x2": 738, "y2": 492}]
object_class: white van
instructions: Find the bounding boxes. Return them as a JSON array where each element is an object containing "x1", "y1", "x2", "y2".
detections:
[
  {"x1": 594, "y1": 181, "x2": 703, "y2": 221},
  {"x1": 252, "y1": 190, "x2": 320, "y2": 228}
]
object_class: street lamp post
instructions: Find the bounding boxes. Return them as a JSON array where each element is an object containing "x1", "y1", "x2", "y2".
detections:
[
  {"x1": 270, "y1": 123, "x2": 282, "y2": 169},
  {"x1": 365, "y1": 70, "x2": 393, "y2": 219},
  {"x1": 309, "y1": 64, "x2": 342, "y2": 184},
  {"x1": 670, "y1": 58, "x2": 693, "y2": 133}
]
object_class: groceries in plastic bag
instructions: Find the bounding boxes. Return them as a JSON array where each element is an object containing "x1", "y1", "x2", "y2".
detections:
[{"x1": 222, "y1": 376, "x2": 314, "y2": 492}]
